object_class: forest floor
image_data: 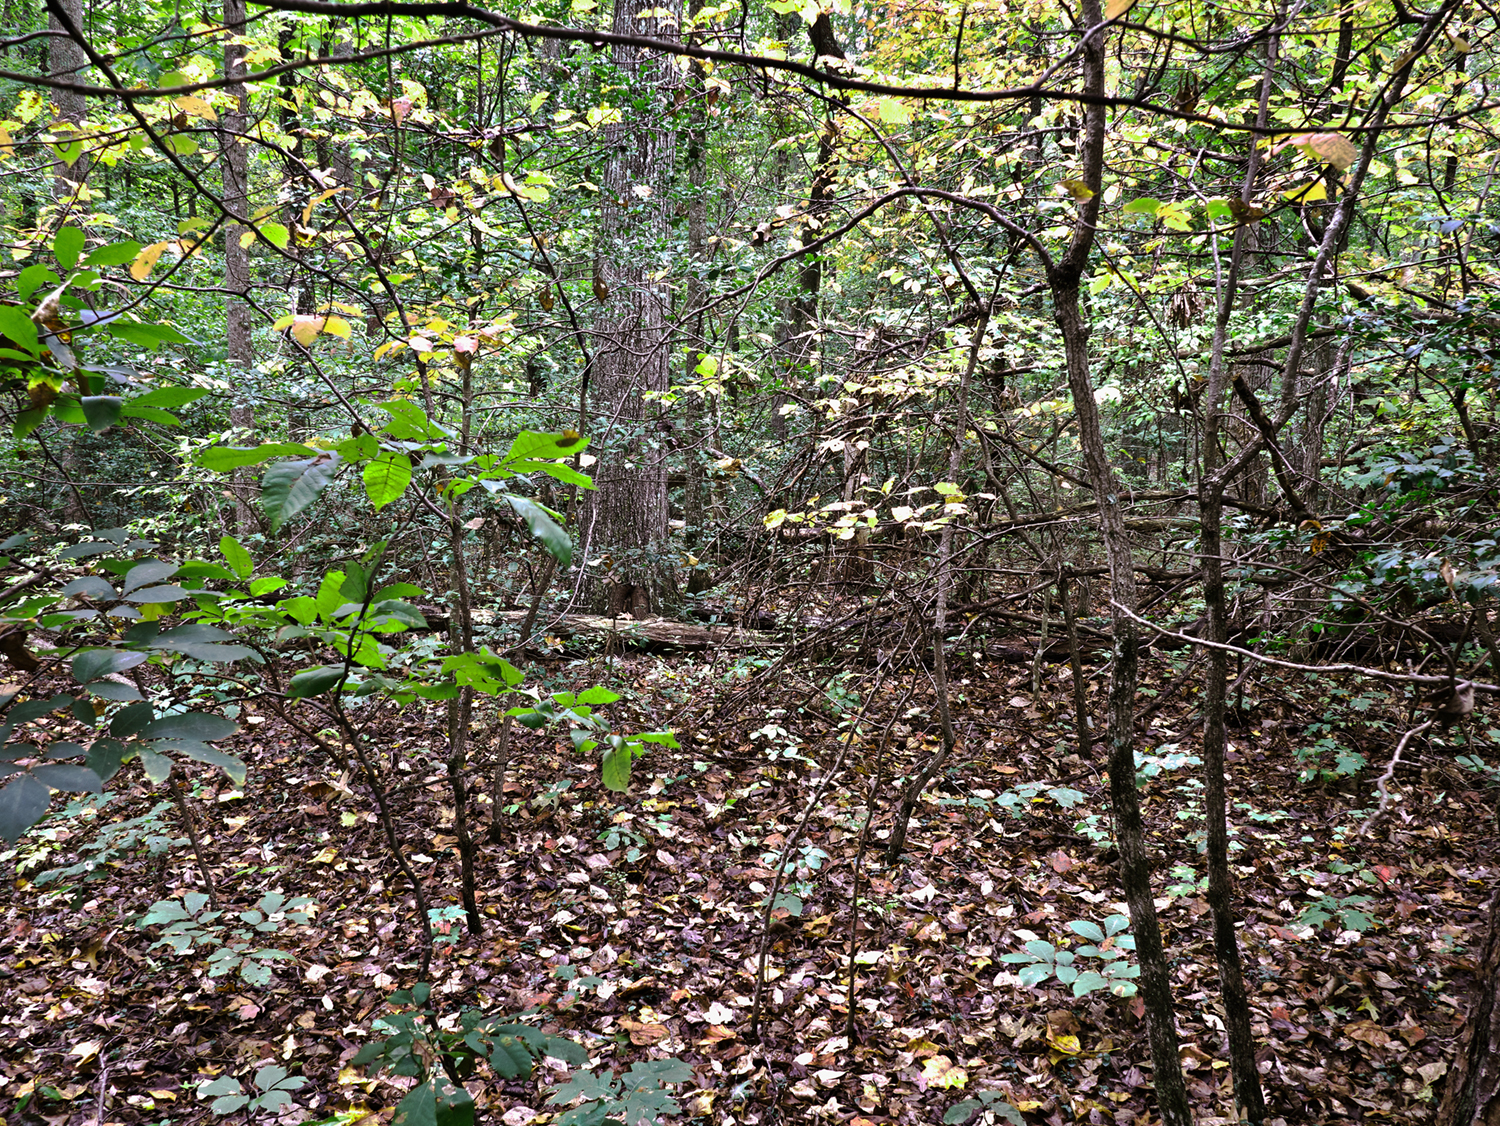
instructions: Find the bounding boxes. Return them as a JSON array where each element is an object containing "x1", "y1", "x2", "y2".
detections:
[{"x1": 2, "y1": 638, "x2": 1495, "y2": 1126}]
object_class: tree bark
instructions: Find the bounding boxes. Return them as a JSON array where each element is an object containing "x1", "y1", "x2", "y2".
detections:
[
  {"x1": 580, "y1": 0, "x2": 679, "y2": 618},
  {"x1": 1047, "y1": 2, "x2": 1191, "y2": 1121},
  {"x1": 1436, "y1": 887, "x2": 1500, "y2": 1125},
  {"x1": 223, "y1": 0, "x2": 256, "y2": 531}
]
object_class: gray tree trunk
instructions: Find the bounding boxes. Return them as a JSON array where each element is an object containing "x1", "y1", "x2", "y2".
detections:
[
  {"x1": 223, "y1": 0, "x2": 256, "y2": 531},
  {"x1": 580, "y1": 0, "x2": 679, "y2": 617}
]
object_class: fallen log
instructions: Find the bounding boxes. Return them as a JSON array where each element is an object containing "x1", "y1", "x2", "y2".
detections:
[{"x1": 485, "y1": 610, "x2": 777, "y2": 654}]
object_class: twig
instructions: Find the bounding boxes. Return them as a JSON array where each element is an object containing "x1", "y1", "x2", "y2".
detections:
[
  {"x1": 1361, "y1": 719, "x2": 1434, "y2": 836},
  {"x1": 1112, "y1": 601, "x2": 1500, "y2": 694},
  {"x1": 749, "y1": 664, "x2": 887, "y2": 1043}
]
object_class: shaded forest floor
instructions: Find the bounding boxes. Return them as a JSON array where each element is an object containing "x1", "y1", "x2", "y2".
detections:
[{"x1": 3, "y1": 640, "x2": 1496, "y2": 1126}]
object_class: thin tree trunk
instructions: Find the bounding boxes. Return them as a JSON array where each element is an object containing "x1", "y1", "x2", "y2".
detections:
[
  {"x1": 223, "y1": 0, "x2": 256, "y2": 531},
  {"x1": 49, "y1": 0, "x2": 87, "y2": 527},
  {"x1": 1046, "y1": 2, "x2": 1191, "y2": 1120},
  {"x1": 1196, "y1": 28, "x2": 1276, "y2": 1123}
]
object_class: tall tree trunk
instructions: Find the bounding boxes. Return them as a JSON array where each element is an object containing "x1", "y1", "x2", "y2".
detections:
[
  {"x1": 223, "y1": 0, "x2": 256, "y2": 531},
  {"x1": 1196, "y1": 30, "x2": 1276, "y2": 1126},
  {"x1": 49, "y1": 0, "x2": 87, "y2": 527},
  {"x1": 581, "y1": 0, "x2": 679, "y2": 618},
  {"x1": 1046, "y1": 1, "x2": 1191, "y2": 1121}
]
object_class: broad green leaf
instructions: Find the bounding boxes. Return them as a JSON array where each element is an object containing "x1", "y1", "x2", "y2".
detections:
[
  {"x1": 220, "y1": 535, "x2": 253, "y2": 579},
  {"x1": 602, "y1": 744, "x2": 631, "y2": 791},
  {"x1": 261, "y1": 455, "x2": 341, "y2": 533},
  {"x1": 72, "y1": 648, "x2": 147, "y2": 683},
  {"x1": 80, "y1": 396, "x2": 122, "y2": 431},
  {"x1": 1121, "y1": 197, "x2": 1162, "y2": 214},
  {"x1": 131, "y1": 386, "x2": 210, "y2": 409},
  {"x1": 289, "y1": 666, "x2": 345, "y2": 699},
  {"x1": 363, "y1": 452, "x2": 412, "y2": 510},
  {"x1": 198, "y1": 442, "x2": 317, "y2": 472},
  {"x1": 139, "y1": 712, "x2": 237, "y2": 741},
  {"x1": 0, "y1": 307, "x2": 40, "y2": 355},
  {"x1": 503, "y1": 495, "x2": 572, "y2": 566},
  {"x1": 31, "y1": 763, "x2": 103, "y2": 793},
  {"x1": 83, "y1": 240, "x2": 143, "y2": 267},
  {"x1": 0, "y1": 775, "x2": 52, "y2": 842},
  {"x1": 53, "y1": 226, "x2": 85, "y2": 270}
]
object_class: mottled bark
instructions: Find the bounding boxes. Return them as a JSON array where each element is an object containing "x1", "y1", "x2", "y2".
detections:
[
  {"x1": 581, "y1": 0, "x2": 679, "y2": 617},
  {"x1": 223, "y1": 0, "x2": 256, "y2": 531}
]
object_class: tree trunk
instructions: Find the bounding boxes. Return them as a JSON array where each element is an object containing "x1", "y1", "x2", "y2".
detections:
[
  {"x1": 580, "y1": 0, "x2": 679, "y2": 618},
  {"x1": 49, "y1": 0, "x2": 87, "y2": 527},
  {"x1": 1437, "y1": 887, "x2": 1500, "y2": 1125},
  {"x1": 223, "y1": 0, "x2": 256, "y2": 531},
  {"x1": 1047, "y1": 2, "x2": 1191, "y2": 1121}
]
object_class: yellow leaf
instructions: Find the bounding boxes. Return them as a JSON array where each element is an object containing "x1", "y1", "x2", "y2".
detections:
[
  {"x1": 1292, "y1": 131, "x2": 1358, "y2": 172},
  {"x1": 130, "y1": 241, "x2": 167, "y2": 280},
  {"x1": 322, "y1": 316, "x2": 352, "y2": 339},
  {"x1": 174, "y1": 95, "x2": 218, "y2": 121},
  {"x1": 290, "y1": 315, "x2": 325, "y2": 346},
  {"x1": 1284, "y1": 180, "x2": 1328, "y2": 203},
  {"x1": 1047, "y1": 1033, "x2": 1082, "y2": 1055},
  {"x1": 0, "y1": 126, "x2": 13, "y2": 157},
  {"x1": 239, "y1": 230, "x2": 256, "y2": 248},
  {"x1": 70, "y1": 1040, "x2": 103, "y2": 1062},
  {"x1": 1105, "y1": 0, "x2": 1139, "y2": 18},
  {"x1": 1058, "y1": 178, "x2": 1095, "y2": 200},
  {"x1": 921, "y1": 1056, "x2": 967, "y2": 1090},
  {"x1": 311, "y1": 846, "x2": 338, "y2": 864},
  {"x1": 877, "y1": 97, "x2": 912, "y2": 125}
]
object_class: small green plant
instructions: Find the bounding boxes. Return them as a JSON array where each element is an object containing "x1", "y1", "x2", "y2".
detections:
[
  {"x1": 1295, "y1": 735, "x2": 1366, "y2": 783},
  {"x1": 547, "y1": 1059, "x2": 694, "y2": 1126},
  {"x1": 352, "y1": 983, "x2": 587, "y2": 1126},
  {"x1": 1134, "y1": 744, "x2": 1201, "y2": 786},
  {"x1": 197, "y1": 1066, "x2": 306, "y2": 1116},
  {"x1": 1298, "y1": 894, "x2": 1376, "y2": 932},
  {"x1": 1001, "y1": 914, "x2": 1140, "y2": 998},
  {"x1": 995, "y1": 781, "x2": 1086, "y2": 818},
  {"x1": 944, "y1": 1090, "x2": 1024, "y2": 1125},
  {"x1": 34, "y1": 800, "x2": 182, "y2": 890},
  {"x1": 138, "y1": 890, "x2": 316, "y2": 986},
  {"x1": 428, "y1": 905, "x2": 467, "y2": 948}
]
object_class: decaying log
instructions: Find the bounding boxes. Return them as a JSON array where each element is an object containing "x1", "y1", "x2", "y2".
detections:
[{"x1": 487, "y1": 610, "x2": 776, "y2": 653}]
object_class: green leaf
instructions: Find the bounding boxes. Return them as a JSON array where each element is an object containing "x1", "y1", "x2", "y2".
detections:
[
  {"x1": 197, "y1": 442, "x2": 317, "y2": 472},
  {"x1": 503, "y1": 429, "x2": 590, "y2": 464},
  {"x1": 31, "y1": 762, "x2": 103, "y2": 793},
  {"x1": 602, "y1": 744, "x2": 632, "y2": 792},
  {"x1": 0, "y1": 775, "x2": 51, "y2": 842},
  {"x1": 86, "y1": 738, "x2": 126, "y2": 784},
  {"x1": 139, "y1": 712, "x2": 237, "y2": 741},
  {"x1": 138, "y1": 749, "x2": 172, "y2": 782},
  {"x1": 363, "y1": 452, "x2": 412, "y2": 511},
  {"x1": 106, "y1": 319, "x2": 192, "y2": 348},
  {"x1": 1067, "y1": 919, "x2": 1105, "y2": 943},
  {"x1": 262, "y1": 455, "x2": 342, "y2": 533},
  {"x1": 220, "y1": 535, "x2": 253, "y2": 580},
  {"x1": 17, "y1": 264, "x2": 54, "y2": 302},
  {"x1": 132, "y1": 386, "x2": 210, "y2": 409},
  {"x1": 289, "y1": 666, "x2": 345, "y2": 699},
  {"x1": 53, "y1": 226, "x2": 85, "y2": 270},
  {"x1": 110, "y1": 701, "x2": 155, "y2": 737},
  {"x1": 83, "y1": 240, "x2": 143, "y2": 267},
  {"x1": 72, "y1": 648, "x2": 148, "y2": 683},
  {"x1": 1121, "y1": 197, "x2": 1163, "y2": 214},
  {"x1": 393, "y1": 1082, "x2": 439, "y2": 1126},
  {"x1": 503, "y1": 495, "x2": 571, "y2": 566},
  {"x1": 258, "y1": 222, "x2": 290, "y2": 249},
  {"x1": 0, "y1": 306, "x2": 40, "y2": 355},
  {"x1": 80, "y1": 396, "x2": 122, "y2": 431}
]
